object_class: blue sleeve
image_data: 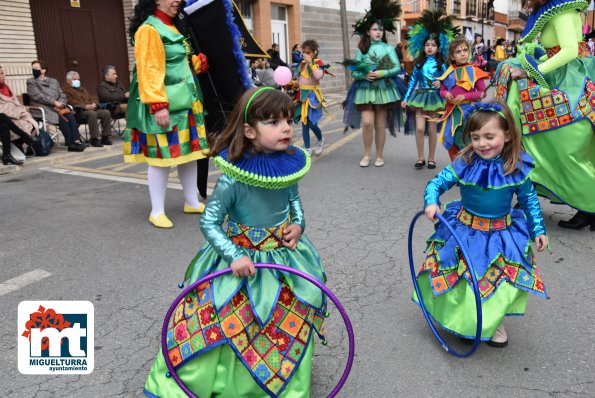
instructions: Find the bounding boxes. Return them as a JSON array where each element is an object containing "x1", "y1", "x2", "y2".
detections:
[
  {"x1": 516, "y1": 179, "x2": 546, "y2": 238},
  {"x1": 404, "y1": 64, "x2": 420, "y2": 102},
  {"x1": 200, "y1": 175, "x2": 246, "y2": 264},
  {"x1": 424, "y1": 166, "x2": 459, "y2": 209},
  {"x1": 288, "y1": 184, "x2": 305, "y2": 232}
]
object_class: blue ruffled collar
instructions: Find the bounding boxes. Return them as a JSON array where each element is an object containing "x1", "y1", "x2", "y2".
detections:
[
  {"x1": 213, "y1": 146, "x2": 311, "y2": 189},
  {"x1": 449, "y1": 152, "x2": 534, "y2": 189},
  {"x1": 521, "y1": 0, "x2": 589, "y2": 42}
]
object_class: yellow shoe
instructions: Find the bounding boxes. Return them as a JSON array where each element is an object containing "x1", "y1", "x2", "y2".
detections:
[
  {"x1": 183, "y1": 203, "x2": 206, "y2": 214},
  {"x1": 149, "y1": 213, "x2": 173, "y2": 229}
]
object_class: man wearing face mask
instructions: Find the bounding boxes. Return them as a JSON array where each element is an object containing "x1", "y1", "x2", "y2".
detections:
[{"x1": 62, "y1": 71, "x2": 112, "y2": 147}]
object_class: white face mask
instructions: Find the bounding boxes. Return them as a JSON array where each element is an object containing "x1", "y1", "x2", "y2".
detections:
[{"x1": 71, "y1": 79, "x2": 81, "y2": 88}]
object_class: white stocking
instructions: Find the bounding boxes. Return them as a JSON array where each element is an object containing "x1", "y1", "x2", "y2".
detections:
[
  {"x1": 177, "y1": 161, "x2": 200, "y2": 208},
  {"x1": 147, "y1": 165, "x2": 170, "y2": 217}
]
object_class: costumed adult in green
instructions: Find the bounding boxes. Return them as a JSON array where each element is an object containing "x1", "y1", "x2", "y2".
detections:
[
  {"x1": 143, "y1": 87, "x2": 327, "y2": 397},
  {"x1": 494, "y1": 0, "x2": 595, "y2": 230},
  {"x1": 124, "y1": 0, "x2": 210, "y2": 229}
]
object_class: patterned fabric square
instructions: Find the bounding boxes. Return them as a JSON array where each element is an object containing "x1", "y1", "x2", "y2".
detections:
[
  {"x1": 227, "y1": 221, "x2": 286, "y2": 251},
  {"x1": 165, "y1": 281, "x2": 326, "y2": 398}
]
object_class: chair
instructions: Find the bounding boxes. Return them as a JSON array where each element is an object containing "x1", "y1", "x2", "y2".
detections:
[
  {"x1": 21, "y1": 93, "x2": 59, "y2": 143},
  {"x1": 100, "y1": 102, "x2": 126, "y2": 138}
]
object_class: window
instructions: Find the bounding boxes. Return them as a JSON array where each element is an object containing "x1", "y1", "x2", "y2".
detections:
[
  {"x1": 468, "y1": 0, "x2": 477, "y2": 17},
  {"x1": 237, "y1": 0, "x2": 252, "y2": 20},
  {"x1": 453, "y1": 0, "x2": 461, "y2": 14}
]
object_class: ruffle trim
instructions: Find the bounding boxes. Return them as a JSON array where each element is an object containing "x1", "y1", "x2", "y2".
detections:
[
  {"x1": 214, "y1": 146, "x2": 311, "y2": 189},
  {"x1": 519, "y1": 53, "x2": 549, "y2": 90},
  {"x1": 449, "y1": 151, "x2": 534, "y2": 190},
  {"x1": 521, "y1": 0, "x2": 589, "y2": 43}
]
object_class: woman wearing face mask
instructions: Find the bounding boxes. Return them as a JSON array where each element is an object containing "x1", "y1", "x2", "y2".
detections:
[{"x1": 26, "y1": 60, "x2": 85, "y2": 152}]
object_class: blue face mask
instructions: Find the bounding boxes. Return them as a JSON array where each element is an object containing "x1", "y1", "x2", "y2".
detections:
[{"x1": 71, "y1": 80, "x2": 81, "y2": 88}]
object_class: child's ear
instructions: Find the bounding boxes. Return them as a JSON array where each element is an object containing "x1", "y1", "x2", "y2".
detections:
[
  {"x1": 243, "y1": 123, "x2": 256, "y2": 140},
  {"x1": 504, "y1": 130, "x2": 511, "y2": 142}
]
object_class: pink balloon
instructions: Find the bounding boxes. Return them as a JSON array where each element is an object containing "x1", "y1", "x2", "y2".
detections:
[{"x1": 273, "y1": 66, "x2": 292, "y2": 86}]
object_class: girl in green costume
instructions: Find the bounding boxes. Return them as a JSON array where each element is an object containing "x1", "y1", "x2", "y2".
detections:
[
  {"x1": 494, "y1": 0, "x2": 595, "y2": 230},
  {"x1": 144, "y1": 87, "x2": 326, "y2": 398}
]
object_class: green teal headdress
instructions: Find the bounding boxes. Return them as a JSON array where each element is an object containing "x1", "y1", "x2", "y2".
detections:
[
  {"x1": 353, "y1": 0, "x2": 402, "y2": 36},
  {"x1": 406, "y1": 10, "x2": 459, "y2": 60}
]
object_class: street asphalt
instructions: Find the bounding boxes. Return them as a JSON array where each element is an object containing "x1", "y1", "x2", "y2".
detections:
[{"x1": 1, "y1": 94, "x2": 594, "y2": 397}]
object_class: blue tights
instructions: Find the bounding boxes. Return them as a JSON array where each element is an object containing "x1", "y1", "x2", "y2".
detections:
[{"x1": 301, "y1": 120, "x2": 323, "y2": 149}]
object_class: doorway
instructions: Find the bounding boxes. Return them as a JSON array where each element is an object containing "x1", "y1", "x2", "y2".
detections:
[{"x1": 270, "y1": 4, "x2": 288, "y2": 63}]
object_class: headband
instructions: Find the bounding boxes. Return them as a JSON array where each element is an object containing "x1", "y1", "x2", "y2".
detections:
[
  {"x1": 463, "y1": 102, "x2": 507, "y2": 121},
  {"x1": 244, "y1": 86, "x2": 275, "y2": 123}
]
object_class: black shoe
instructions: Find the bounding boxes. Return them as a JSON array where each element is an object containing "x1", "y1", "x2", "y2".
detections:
[
  {"x1": 558, "y1": 211, "x2": 595, "y2": 231},
  {"x1": 90, "y1": 139, "x2": 103, "y2": 148},
  {"x1": 101, "y1": 137, "x2": 113, "y2": 146},
  {"x1": 68, "y1": 143, "x2": 85, "y2": 152},
  {"x1": 2, "y1": 153, "x2": 24, "y2": 165},
  {"x1": 414, "y1": 159, "x2": 425, "y2": 169},
  {"x1": 427, "y1": 161, "x2": 436, "y2": 169}
]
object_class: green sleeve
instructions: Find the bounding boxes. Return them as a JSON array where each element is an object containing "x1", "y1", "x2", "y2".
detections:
[
  {"x1": 538, "y1": 10, "x2": 581, "y2": 75},
  {"x1": 352, "y1": 50, "x2": 367, "y2": 80}
]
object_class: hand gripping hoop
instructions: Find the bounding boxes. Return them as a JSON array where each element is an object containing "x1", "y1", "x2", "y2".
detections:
[
  {"x1": 408, "y1": 211, "x2": 483, "y2": 357},
  {"x1": 162, "y1": 263, "x2": 355, "y2": 397}
]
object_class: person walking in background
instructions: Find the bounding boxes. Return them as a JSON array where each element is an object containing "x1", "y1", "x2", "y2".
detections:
[
  {"x1": 27, "y1": 60, "x2": 85, "y2": 152},
  {"x1": 414, "y1": 101, "x2": 549, "y2": 347},
  {"x1": 295, "y1": 39, "x2": 328, "y2": 155},
  {"x1": 63, "y1": 71, "x2": 113, "y2": 147},
  {"x1": 401, "y1": 11, "x2": 456, "y2": 170},
  {"x1": 143, "y1": 87, "x2": 326, "y2": 398},
  {"x1": 343, "y1": 0, "x2": 404, "y2": 167},
  {"x1": 124, "y1": 0, "x2": 210, "y2": 229}
]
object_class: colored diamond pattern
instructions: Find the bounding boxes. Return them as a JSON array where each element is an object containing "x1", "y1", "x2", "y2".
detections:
[{"x1": 165, "y1": 281, "x2": 325, "y2": 398}]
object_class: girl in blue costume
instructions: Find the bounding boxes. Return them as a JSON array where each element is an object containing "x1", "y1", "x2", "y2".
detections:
[
  {"x1": 494, "y1": 0, "x2": 595, "y2": 230},
  {"x1": 414, "y1": 101, "x2": 549, "y2": 347},
  {"x1": 343, "y1": 0, "x2": 404, "y2": 167},
  {"x1": 144, "y1": 87, "x2": 326, "y2": 397},
  {"x1": 401, "y1": 11, "x2": 456, "y2": 170},
  {"x1": 436, "y1": 36, "x2": 490, "y2": 161}
]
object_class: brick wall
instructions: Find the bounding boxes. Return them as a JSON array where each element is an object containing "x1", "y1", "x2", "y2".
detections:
[{"x1": 301, "y1": 5, "x2": 400, "y2": 95}]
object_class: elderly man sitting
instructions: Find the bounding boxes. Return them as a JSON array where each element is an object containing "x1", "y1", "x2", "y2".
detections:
[
  {"x1": 97, "y1": 65, "x2": 128, "y2": 115},
  {"x1": 62, "y1": 71, "x2": 112, "y2": 147}
]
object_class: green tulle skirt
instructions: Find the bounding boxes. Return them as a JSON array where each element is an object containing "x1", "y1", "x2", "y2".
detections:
[
  {"x1": 144, "y1": 341, "x2": 313, "y2": 397},
  {"x1": 353, "y1": 77, "x2": 402, "y2": 105},
  {"x1": 413, "y1": 273, "x2": 528, "y2": 340},
  {"x1": 406, "y1": 89, "x2": 445, "y2": 112}
]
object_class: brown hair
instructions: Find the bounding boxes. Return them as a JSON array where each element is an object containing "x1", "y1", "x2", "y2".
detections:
[
  {"x1": 301, "y1": 39, "x2": 319, "y2": 54},
  {"x1": 357, "y1": 23, "x2": 387, "y2": 54},
  {"x1": 31, "y1": 59, "x2": 48, "y2": 70},
  {"x1": 457, "y1": 100, "x2": 523, "y2": 176},
  {"x1": 522, "y1": 0, "x2": 549, "y2": 12},
  {"x1": 209, "y1": 88, "x2": 295, "y2": 161},
  {"x1": 448, "y1": 35, "x2": 470, "y2": 64}
]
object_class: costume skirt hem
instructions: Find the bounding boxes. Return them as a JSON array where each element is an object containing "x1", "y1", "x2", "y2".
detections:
[{"x1": 124, "y1": 150, "x2": 207, "y2": 166}]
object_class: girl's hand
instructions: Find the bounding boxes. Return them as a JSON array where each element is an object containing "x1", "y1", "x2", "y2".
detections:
[
  {"x1": 401, "y1": 100, "x2": 407, "y2": 109},
  {"x1": 452, "y1": 95, "x2": 465, "y2": 104},
  {"x1": 154, "y1": 108, "x2": 170, "y2": 128},
  {"x1": 444, "y1": 92, "x2": 454, "y2": 102},
  {"x1": 282, "y1": 224, "x2": 302, "y2": 250},
  {"x1": 432, "y1": 80, "x2": 441, "y2": 89},
  {"x1": 511, "y1": 68, "x2": 528, "y2": 80},
  {"x1": 230, "y1": 256, "x2": 256, "y2": 277},
  {"x1": 303, "y1": 52, "x2": 313, "y2": 63},
  {"x1": 534, "y1": 234, "x2": 548, "y2": 253},
  {"x1": 365, "y1": 71, "x2": 378, "y2": 81},
  {"x1": 425, "y1": 204, "x2": 441, "y2": 222}
]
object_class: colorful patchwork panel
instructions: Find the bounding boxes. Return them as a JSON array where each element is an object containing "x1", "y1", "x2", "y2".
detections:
[
  {"x1": 495, "y1": 65, "x2": 595, "y2": 136},
  {"x1": 227, "y1": 221, "x2": 287, "y2": 251},
  {"x1": 166, "y1": 281, "x2": 326, "y2": 397},
  {"x1": 419, "y1": 242, "x2": 547, "y2": 300}
]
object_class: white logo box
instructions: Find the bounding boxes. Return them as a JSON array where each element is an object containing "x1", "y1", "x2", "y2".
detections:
[{"x1": 18, "y1": 301, "x2": 94, "y2": 375}]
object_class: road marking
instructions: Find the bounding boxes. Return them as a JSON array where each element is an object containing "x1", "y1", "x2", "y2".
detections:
[
  {"x1": 41, "y1": 166, "x2": 214, "y2": 194},
  {"x1": 0, "y1": 269, "x2": 52, "y2": 296}
]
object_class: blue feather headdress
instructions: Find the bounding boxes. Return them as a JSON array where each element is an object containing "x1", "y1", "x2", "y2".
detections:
[
  {"x1": 462, "y1": 102, "x2": 507, "y2": 120},
  {"x1": 406, "y1": 10, "x2": 459, "y2": 60}
]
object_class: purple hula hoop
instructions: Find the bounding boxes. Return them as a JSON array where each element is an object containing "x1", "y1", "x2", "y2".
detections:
[{"x1": 161, "y1": 263, "x2": 355, "y2": 398}]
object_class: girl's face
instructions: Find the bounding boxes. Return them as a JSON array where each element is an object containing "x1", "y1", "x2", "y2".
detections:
[
  {"x1": 245, "y1": 117, "x2": 294, "y2": 153},
  {"x1": 470, "y1": 117, "x2": 510, "y2": 160},
  {"x1": 368, "y1": 23, "x2": 384, "y2": 41},
  {"x1": 424, "y1": 39, "x2": 438, "y2": 56},
  {"x1": 156, "y1": 0, "x2": 180, "y2": 18},
  {"x1": 452, "y1": 44, "x2": 469, "y2": 65}
]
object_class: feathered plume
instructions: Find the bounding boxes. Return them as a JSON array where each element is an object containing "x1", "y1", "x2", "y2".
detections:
[
  {"x1": 353, "y1": 0, "x2": 402, "y2": 36},
  {"x1": 406, "y1": 10, "x2": 459, "y2": 60}
]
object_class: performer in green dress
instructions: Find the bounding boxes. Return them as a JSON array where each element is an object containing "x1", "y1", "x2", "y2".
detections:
[{"x1": 494, "y1": 0, "x2": 595, "y2": 230}]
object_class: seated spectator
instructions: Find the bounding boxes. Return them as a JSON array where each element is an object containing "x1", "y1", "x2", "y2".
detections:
[
  {"x1": 63, "y1": 71, "x2": 112, "y2": 147},
  {"x1": 254, "y1": 58, "x2": 276, "y2": 87},
  {"x1": 0, "y1": 65, "x2": 37, "y2": 164},
  {"x1": 266, "y1": 43, "x2": 288, "y2": 70},
  {"x1": 249, "y1": 58, "x2": 263, "y2": 86},
  {"x1": 97, "y1": 65, "x2": 128, "y2": 115},
  {"x1": 27, "y1": 60, "x2": 85, "y2": 152},
  {"x1": 291, "y1": 44, "x2": 303, "y2": 63}
]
